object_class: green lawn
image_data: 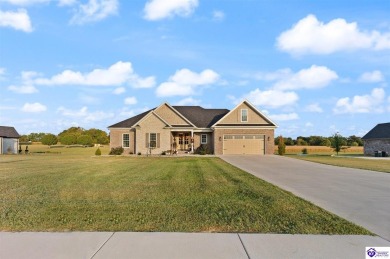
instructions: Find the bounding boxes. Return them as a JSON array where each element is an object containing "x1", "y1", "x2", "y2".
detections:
[
  {"x1": 0, "y1": 150, "x2": 371, "y2": 234},
  {"x1": 288, "y1": 155, "x2": 390, "y2": 173}
]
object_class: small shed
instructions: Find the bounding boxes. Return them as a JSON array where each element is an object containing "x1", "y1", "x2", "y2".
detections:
[
  {"x1": 362, "y1": 122, "x2": 390, "y2": 156},
  {"x1": 0, "y1": 126, "x2": 21, "y2": 154}
]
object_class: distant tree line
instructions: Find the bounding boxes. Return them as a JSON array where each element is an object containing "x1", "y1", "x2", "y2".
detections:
[
  {"x1": 274, "y1": 135, "x2": 363, "y2": 147},
  {"x1": 20, "y1": 127, "x2": 109, "y2": 146}
]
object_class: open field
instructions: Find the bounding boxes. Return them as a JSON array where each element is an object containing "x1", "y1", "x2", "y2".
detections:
[
  {"x1": 275, "y1": 145, "x2": 364, "y2": 155},
  {"x1": 288, "y1": 155, "x2": 390, "y2": 173},
  {"x1": 0, "y1": 149, "x2": 370, "y2": 234}
]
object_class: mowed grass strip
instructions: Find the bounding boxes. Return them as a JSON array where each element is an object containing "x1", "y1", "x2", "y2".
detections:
[
  {"x1": 0, "y1": 154, "x2": 370, "y2": 234},
  {"x1": 288, "y1": 155, "x2": 390, "y2": 173}
]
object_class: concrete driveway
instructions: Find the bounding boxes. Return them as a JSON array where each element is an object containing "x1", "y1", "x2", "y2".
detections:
[{"x1": 220, "y1": 155, "x2": 390, "y2": 241}]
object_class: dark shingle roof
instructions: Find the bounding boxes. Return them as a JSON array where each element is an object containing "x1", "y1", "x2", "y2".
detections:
[
  {"x1": 108, "y1": 106, "x2": 229, "y2": 129},
  {"x1": 362, "y1": 123, "x2": 390, "y2": 140},
  {"x1": 173, "y1": 106, "x2": 229, "y2": 128},
  {"x1": 0, "y1": 126, "x2": 20, "y2": 138},
  {"x1": 108, "y1": 109, "x2": 153, "y2": 128}
]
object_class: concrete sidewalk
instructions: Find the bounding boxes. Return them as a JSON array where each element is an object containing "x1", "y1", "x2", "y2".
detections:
[{"x1": 1, "y1": 232, "x2": 389, "y2": 259}]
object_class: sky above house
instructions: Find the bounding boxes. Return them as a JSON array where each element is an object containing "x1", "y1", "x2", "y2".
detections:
[{"x1": 0, "y1": 0, "x2": 389, "y2": 137}]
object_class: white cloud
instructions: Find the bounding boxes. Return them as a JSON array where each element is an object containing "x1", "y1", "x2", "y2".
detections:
[
  {"x1": 305, "y1": 122, "x2": 314, "y2": 127},
  {"x1": 58, "y1": 106, "x2": 114, "y2": 122},
  {"x1": 7, "y1": 70, "x2": 40, "y2": 94},
  {"x1": 70, "y1": 0, "x2": 118, "y2": 25},
  {"x1": 1, "y1": 0, "x2": 49, "y2": 5},
  {"x1": 124, "y1": 96, "x2": 137, "y2": 105},
  {"x1": 175, "y1": 97, "x2": 201, "y2": 106},
  {"x1": 132, "y1": 76, "x2": 156, "y2": 89},
  {"x1": 34, "y1": 61, "x2": 155, "y2": 88},
  {"x1": 277, "y1": 14, "x2": 390, "y2": 55},
  {"x1": 269, "y1": 112, "x2": 299, "y2": 121},
  {"x1": 0, "y1": 9, "x2": 33, "y2": 32},
  {"x1": 358, "y1": 70, "x2": 384, "y2": 83},
  {"x1": 273, "y1": 65, "x2": 338, "y2": 90},
  {"x1": 21, "y1": 102, "x2": 46, "y2": 112},
  {"x1": 58, "y1": 0, "x2": 76, "y2": 6},
  {"x1": 113, "y1": 87, "x2": 125, "y2": 94},
  {"x1": 8, "y1": 84, "x2": 38, "y2": 93},
  {"x1": 252, "y1": 65, "x2": 338, "y2": 90},
  {"x1": 333, "y1": 88, "x2": 385, "y2": 114},
  {"x1": 144, "y1": 0, "x2": 198, "y2": 21},
  {"x1": 212, "y1": 10, "x2": 225, "y2": 21},
  {"x1": 305, "y1": 103, "x2": 323, "y2": 113},
  {"x1": 242, "y1": 89, "x2": 299, "y2": 108},
  {"x1": 156, "y1": 68, "x2": 219, "y2": 97}
]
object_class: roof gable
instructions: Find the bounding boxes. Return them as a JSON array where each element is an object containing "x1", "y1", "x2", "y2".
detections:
[
  {"x1": 173, "y1": 106, "x2": 229, "y2": 128},
  {"x1": 0, "y1": 126, "x2": 20, "y2": 138},
  {"x1": 108, "y1": 109, "x2": 153, "y2": 128},
  {"x1": 362, "y1": 123, "x2": 390, "y2": 139},
  {"x1": 154, "y1": 103, "x2": 193, "y2": 126},
  {"x1": 212, "y1": 100, "x2": 277, "y2": 127}
]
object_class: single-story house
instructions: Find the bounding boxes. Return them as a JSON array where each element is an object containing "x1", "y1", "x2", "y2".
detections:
[
  {"x1": 362, "y1": 122, "x2": 390, "y2": 156},
  {"x1": 0, "y1": 126, "x2": 20, "y2": 154},
  {"x1": 108, "y1": 100, "x2": 277, "y2": 155}
]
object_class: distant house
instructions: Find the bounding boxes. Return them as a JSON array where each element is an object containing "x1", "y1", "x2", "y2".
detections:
[
  {"x1": 362, "y1": 123, "x2": 390, "y2": 156},
  {"x1": 0, "y1": 126, "x2": 21, "y2": 154},
  {"x1": 108, "y1": 100, "x2": 277, "y2": 155}
]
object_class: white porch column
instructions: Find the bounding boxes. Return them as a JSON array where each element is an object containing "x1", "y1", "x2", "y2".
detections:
[{"x1": 191, "y1": 130, "x2": 194, "y2": 153}]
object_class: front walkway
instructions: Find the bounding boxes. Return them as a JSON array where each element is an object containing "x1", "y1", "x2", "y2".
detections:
[
  {"x1": 220, "y1": 155, "x2": 390, "y2": 241},
  {"x1": 1, "y1": 232, "x2": 389, "y2": 259}
]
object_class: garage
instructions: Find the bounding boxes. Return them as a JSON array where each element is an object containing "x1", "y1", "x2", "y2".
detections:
[{"x1": 223, "y1": 134, "x2": 265, "y2": 155}]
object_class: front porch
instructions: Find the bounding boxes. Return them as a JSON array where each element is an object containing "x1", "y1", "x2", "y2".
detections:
[{"x1": 171, "y1": 131, "x2": 194, "y2": 154}]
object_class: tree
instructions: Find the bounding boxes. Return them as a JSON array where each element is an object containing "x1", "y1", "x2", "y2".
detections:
[
  {"x1": 277, "y1": 135, "x2": 286, "y2": 155},
  {"x1": 296, "y1": 138, "x2": 308, "y2": 146},
  {"x1": 59, "y1": 133, "x2": 77, "y2": 145},
  {"x1": 41, "y1": 134, "x2": 58, "y2": 146},
  {"x1": 347, "y1": 135, "x2": 363, "y2": 146},
  {"x1": 77, "y1": 134, "x2": 93, "y2": 146},
  {"x1": 85, "y1": 128, "x2": 109, "y2": 144},
  {"x1": 331, "y1": 132, "x2": 345, "y2": 155}
]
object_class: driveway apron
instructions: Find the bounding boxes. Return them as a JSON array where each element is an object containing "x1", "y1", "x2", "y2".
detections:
[{"x1": 220, "y1": 155, "x2": 390, "y2": 241}]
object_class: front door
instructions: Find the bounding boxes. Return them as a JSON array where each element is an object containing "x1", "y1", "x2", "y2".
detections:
[{"x1": 178, "y1": 133, "x2": 189, "y2": 150}]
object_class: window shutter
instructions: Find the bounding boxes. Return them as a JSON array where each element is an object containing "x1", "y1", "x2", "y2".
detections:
[
  {"x1": 145, "y1": 133, "x2": 149, "y2": 148},
  {"x1": 157, "y1": 133, "x2": 160, "y2": 148}
]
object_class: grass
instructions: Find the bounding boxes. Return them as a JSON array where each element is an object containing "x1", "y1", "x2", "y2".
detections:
[
  {"x1": 288, "y1": 155, "x2": 390, "y2": 173},
  {"x1": 275, "y1": 145, "x2": 364, "y2": 155},
  {"x1": 0, "y1": 145, "x2": 371, "y2": 234}
]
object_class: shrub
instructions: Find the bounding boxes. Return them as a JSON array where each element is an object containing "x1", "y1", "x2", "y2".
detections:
[
  {"x1": 302, "y1": 148, "x2": 308, "y2": 154},
  {"x1": 109, "y1": 147, "x2": 124, "y2": 155},
  {"x1": 95, "y1": 148, "x2": 101, "y2": 156},
  {"x1": 137, "y1": 152, "x2": 141, "y2": 156},
  {"x1": 129, "y1": 151, "x2": 134, "y2": 155},
  {"x1": 277, "y1": 136, "x2": 286, "y2": 155},
  {"x1": 161, "y1": 151, "x2": 166, "y2": 155},
  {"x1": 195, "y1": 144, "x2": 210, "y2": 155}
]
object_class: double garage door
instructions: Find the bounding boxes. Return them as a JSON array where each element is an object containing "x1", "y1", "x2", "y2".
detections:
[{"x1": 223, "y1": 134, "x2": 265, "y2": 155}]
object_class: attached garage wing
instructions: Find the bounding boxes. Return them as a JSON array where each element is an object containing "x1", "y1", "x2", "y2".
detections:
[{"x1": 223, "y1": 135, "x2": 265, "y2": 155}]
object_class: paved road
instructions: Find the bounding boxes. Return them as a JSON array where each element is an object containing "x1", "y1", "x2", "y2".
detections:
[
  {"x1": 1, "y1": 232, "x2": 389, "y2": 259},
  {"x1": 220, "y1": 155, "x2": 390, "y2": 241}
]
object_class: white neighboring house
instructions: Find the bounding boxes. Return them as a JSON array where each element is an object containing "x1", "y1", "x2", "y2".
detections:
[{"x1": 0, "y1": 126, "x2": 21, "y2": 154}]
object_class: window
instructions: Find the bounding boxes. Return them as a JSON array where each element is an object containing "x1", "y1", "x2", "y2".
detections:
[
  {"x1": 149, "y1": 133, "x2": 157, "y2": 148},
  {"x1": 241, "y1": 109, "x2": 248, "y2": 122},
  {"x1": 123, "y1": 134, "x2": 130, "y2": 148},
  {"x1": 201, "y1": 134, "x2": 207, "y2": 144}
]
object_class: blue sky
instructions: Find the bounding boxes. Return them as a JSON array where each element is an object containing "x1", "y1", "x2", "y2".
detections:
[{"x1": 0, "y1": 0, "x2": 389, "y2": 137}]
